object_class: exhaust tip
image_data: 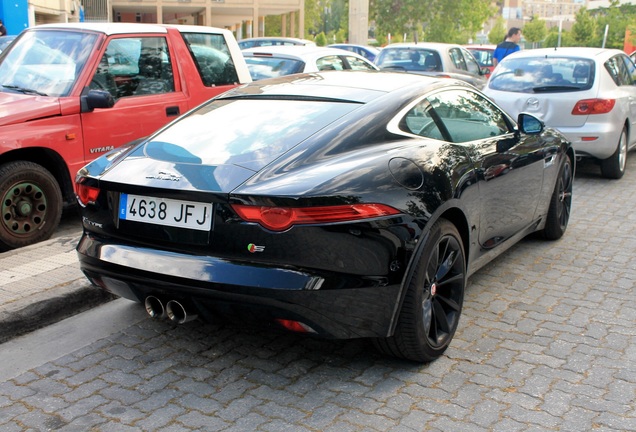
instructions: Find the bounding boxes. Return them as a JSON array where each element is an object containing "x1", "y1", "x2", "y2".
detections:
[
  {"x1": 144, "y1": 296, "x2": 165, "y2": 319},
  {"x1": 166, "y1": 300, "x2": 198, "y2": 324}
]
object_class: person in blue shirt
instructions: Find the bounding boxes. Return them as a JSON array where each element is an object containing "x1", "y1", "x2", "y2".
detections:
[
  {"x1": 493, "y1": 27, "x2": 522, "y2": 67},
  {"x1": 0, "y1": 20, "x2": 6, "y2": 36}
]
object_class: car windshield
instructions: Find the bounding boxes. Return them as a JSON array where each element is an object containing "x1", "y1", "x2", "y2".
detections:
[
  {"x1": 489, "y1": 56, "x2": 595, "y2": 93},
  {"x1": 375, "y1": 48, "x2": 442, "y2": 72},
  {"x1": 244, "y1": 56, "x2": 305, "y2": 80},
  {"x1": 143, "y1": 98, "x2": 359, "y2": 171},
  {"x1": 0, "y1": 30, "x2": 98, "y2": 97}
]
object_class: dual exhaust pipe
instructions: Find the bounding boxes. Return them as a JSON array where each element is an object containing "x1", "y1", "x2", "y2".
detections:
[{"x1": 144, "y1": 296, "x2": 198, "y2": 324}]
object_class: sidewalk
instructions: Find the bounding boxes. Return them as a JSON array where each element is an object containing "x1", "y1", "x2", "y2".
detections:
[{"x1": 0, "y1": 227, "x2": 115, "y2": 344}]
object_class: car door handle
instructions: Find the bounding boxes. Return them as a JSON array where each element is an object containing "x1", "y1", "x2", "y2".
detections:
[{"x1": 166, "y1": 106, "x2": 180, "y2": 117}]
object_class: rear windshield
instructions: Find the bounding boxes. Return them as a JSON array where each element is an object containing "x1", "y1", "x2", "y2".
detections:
[
  {"x1": 488, "y1": 57, "x2": 595, "y2": 93},
  {"x1": 375, "y1": 48, "x2": 442, "y2": 73},
  {"x1": 244, "y1": 56, "x2": 305, "y2": 80},
  {"x1": 144, "y1": 98, "x2": 358, "y2": 171}
]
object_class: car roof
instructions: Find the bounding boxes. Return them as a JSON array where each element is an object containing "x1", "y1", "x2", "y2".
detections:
[
  {"x1": 503, "y1": 47, "x2": 624, "y2": 61},
  {"x1": 239, "y1": 36, "x2": 315, "y2": 44},
  {"x1": 464, "y1": 44, "x2": 496, "y2": 50},
  {"x1": 29, "y1": 22, "x2": 231, "y2": 36},
  {"x1": 382, "y1": 42, "x2": 463, "y2": 50},
  {"x1": 242, "y1": 45, "x2": 378, "y2": 64},
  {"x1": 221, "y1": 70, "x2": 468, "y2": 103}
]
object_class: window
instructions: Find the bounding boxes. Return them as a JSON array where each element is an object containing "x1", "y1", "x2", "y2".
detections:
[
  {"x1": 92, "y1": 37, "x2": 175, "y2": 99},
  {"x1": 401, "y1": 90, "x2": 510, "y2": 143},
  {"x1": 182, "y1": 33, "x2": 239, "y2": 86},
  {"x1": 449, "y1": 48, "x2": 467, "y2": 71},
  {"x1": 317, "y1": 56, "x2": 345, "y2": 71},
  {"x1": 461, "y1": 48, "x2": 481, "y2": 75},
  {"x1": 606, "y1": 55, "x2": 634, "y2": 86},
  {"x1": 344, "y1": 56, "x2": 376, "y2": 71}
]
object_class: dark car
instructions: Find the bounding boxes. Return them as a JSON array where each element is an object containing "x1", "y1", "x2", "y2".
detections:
[
  {"x1": 329, "y1": 43, "x2": 381, "y2": 62},
  {"x1": 76, "y1": 71, "x2": 574, "y2": 363},
  {"x1": 375, "y1": 42, "x2": 489, "y2": 89}
]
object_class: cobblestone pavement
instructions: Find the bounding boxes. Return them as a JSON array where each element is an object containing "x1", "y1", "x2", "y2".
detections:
[{"x1": 0, "y1": 158, "x2": 635, "y2": 431}]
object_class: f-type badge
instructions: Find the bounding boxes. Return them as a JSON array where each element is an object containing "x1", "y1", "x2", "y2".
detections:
[{"x1": 248, "y1": 243, "x2": 265, "y2": 253}]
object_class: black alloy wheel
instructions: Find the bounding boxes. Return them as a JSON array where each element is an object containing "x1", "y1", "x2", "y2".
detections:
[
  {"x1": 542, "y1": 156, "x2": 573, "y2": 240},
  {"x1": 374, "y1": 218, "x2": 466, "y2": 362}
]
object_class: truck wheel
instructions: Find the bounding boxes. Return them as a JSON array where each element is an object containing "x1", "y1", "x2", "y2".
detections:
[
  {"x1": 373, "y1": 219, "x2": 465, "y2": 362},
  {"x1": 0, "y1": 161, "x2": 63, "y2": 251}
]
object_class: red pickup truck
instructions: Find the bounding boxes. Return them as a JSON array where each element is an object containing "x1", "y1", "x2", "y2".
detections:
[{"x1": 0, "y1": 23, "x2": 251, "y2": 250}]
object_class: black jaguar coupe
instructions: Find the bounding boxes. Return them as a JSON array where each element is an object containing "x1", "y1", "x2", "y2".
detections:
[{"x1": 76, "y1": 71, "x2": 574, "y2": 362}]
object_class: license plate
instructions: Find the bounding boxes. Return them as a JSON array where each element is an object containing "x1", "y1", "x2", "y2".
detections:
[{"x1": 119, "y1": 193, "x2": 212, "y2": 231}]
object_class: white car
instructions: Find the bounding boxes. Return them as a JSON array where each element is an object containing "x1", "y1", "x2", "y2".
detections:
[
  {"x1": 484, "y1": 47, "x2": 636, "y2": 179},
  {"x1": 238, "y1": 37, "x2": 316, "y2": 50},
  {"x1": 374, "y1": 42, "x2": 488, "y2": 89},
  {"x1": 242, "y1": 46, "x2": 379, "y2": 81}
]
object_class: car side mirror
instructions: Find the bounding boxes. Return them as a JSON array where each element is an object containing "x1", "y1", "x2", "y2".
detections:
[
  {"x1": 518, "y1": 113, "x2": 544, "y2": 135},
  {"x1": 81, "y1": 89, "x2": 115, "y2": 112}
]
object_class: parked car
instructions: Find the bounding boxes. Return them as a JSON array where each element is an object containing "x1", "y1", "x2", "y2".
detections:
[
  {"x1": 242, "y1": 46, "x2": 379, "y2": 80},
  {"x1": 0, "y1": 35, "x2": 16, "y2": 53},
  {"x1": 329, "y1": 43, "x2": 380, "y2": 62},
  {"x1": 484, "y1": 47, "x2": 636, "y2": 179},
  {"x1": 374, "y1": 42, "x2": 489, "y2": 89},
  {"x1": 0, "y1": 22, "x2": 251, "y2": 250},
  {"x1": 464, "y1": 44, "x2": 496, "y2": 76},
  {"x1": 76, "y1": 70, "x2": 574, "y2": 363},
  {"x1": 238, "y1": 37, "x2": 316, "y2": 50}
]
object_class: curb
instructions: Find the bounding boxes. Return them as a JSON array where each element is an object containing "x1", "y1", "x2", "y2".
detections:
[{"x1": 0, "y1": 278, "x2": 116, "y2": 344}]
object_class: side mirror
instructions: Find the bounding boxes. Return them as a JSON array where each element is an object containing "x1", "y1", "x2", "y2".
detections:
[
  {"x1": 81, "y1": 89, "x2": 115, "y2": 112},
  {"x1": 518, "y1": 113, "x2": 544, "y2": 135}
]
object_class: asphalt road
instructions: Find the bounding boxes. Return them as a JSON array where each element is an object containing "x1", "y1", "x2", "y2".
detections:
[{"x1": 0, "y1": 157, "x2": 634, "y2": 431}]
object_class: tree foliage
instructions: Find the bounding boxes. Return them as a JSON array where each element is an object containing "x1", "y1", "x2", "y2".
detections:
[
  {"x1": 488, "y1": 16, "x2": 506, "y2": 44},
  {"x1": 523, "y1": 16, "x2": 547, "y2": 47},
  {"x1": 571, "y1": 8, "x2": 597, "y2": 47},
  {"x1": 371, "y1": 0, "x2": 496, "y2": 44}
]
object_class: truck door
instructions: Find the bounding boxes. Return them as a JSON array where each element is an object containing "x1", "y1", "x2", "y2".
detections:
[{"x1": 80, "y1": 35, "x2": 189, "y2": 159}]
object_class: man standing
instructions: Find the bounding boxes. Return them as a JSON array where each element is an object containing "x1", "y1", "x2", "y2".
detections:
[
  {"x1": 0, "y1": 20, "x2": 6, "y2": 36},
  {"x1": 493, "y1": 27, "x2": 522, "y2": 67}
]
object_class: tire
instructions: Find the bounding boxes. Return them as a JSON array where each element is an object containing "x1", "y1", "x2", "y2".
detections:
[
  {"x1": 541, "y1": 156, "x2": 573, "y2": 240},
  {"x1": 601, "y1": 127, "x2": 627, "y2": 179},
  {"x1": 374, "y1": 219, "x2": 466, "y2": 362},
  {"x1": 0, "y1": 161, "x2": 63, "y2": 251}
]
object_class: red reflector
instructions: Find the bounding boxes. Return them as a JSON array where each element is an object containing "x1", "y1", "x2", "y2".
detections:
[
  {"x1": 76, "y1": 184, "x2": 100, "y2": 206},
  {"x1": 581, "y1": 137, "x2": 598, "y2": 141},
  {"x1": 231, "y1": 203, "x2": 401, "y2": 231},
  {"x1": 276, "y1": 319, "x2": 315, "y2": 333},
  {"x1": 572, "y1": 99, "x2": 615, "y2": 115}
]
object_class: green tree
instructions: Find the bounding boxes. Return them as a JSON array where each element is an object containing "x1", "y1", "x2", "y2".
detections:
[
  {"x1": 571, "y1": 8, "x2": 597, "y2": 47},
  {"x1": 371, "y1": 0, "x2": 496, "y2": 44},
  {"x1": 593, "y1": 0, "x2": 633, "y2": 48},
  {"x1": 488, "y1": 16, "x2": 506, "y2": 44},
  {"x1": 315, "y1": 31, "x2": 328, "y2": 46},
  {"x1": 523, "y1": 16, "x2": 547, "y2": 48},
  {"x1": 544, "y1": 25, "x2": 572, "y2": 48}
]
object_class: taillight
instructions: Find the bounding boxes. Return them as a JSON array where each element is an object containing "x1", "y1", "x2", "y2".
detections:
[
  {"x1": 77, "y1": 184, "x2": 100, "y2": 206},
  {"x1": 571, "y1": 99, "x2": 615, "y2": 115},
  {"x1": 231, "y1": 203, "x2": 401, "y2": 232}
]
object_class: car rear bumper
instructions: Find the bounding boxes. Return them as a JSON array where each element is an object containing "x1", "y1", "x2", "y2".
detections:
[
  {"x1": 547, "y1": 121, "x2": 622, "y2": 160},
  {"x1": 76, "y1": 233, "x2": 402, "y2": 339}
]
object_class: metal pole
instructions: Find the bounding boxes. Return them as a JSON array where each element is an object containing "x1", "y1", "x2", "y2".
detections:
[{"x1": 602, "y1": 24, "x2": 609, "y2": 48}]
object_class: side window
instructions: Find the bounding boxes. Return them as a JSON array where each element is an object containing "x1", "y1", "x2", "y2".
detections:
[
  {"x1": 605, "y1": 57, "x2": 628, "y2": 86},
  {"x1": 620, "y1": 54, "x2": 636, "y2": 85},
  {"x1": 94, "y1": 36, "x2": 175, "y2": 99},
  {"x1": 317, "y1": 56, "x2": 345, "y2": 71},
  {"x1": 345, "y1": 56, "x2": 376, "y2": 71},
  {"x1": 182, "y1": 33, "x2": 239, "y2": 86},
  {"x1": 449, "y1": 48, "x2": 467, "y2": 71},
  {"x1": 400, "y1": 90, "x2": 510, "y2": 143},
  {"x1": 461, "y1": 48, "x2": 481, "y2": 75}
]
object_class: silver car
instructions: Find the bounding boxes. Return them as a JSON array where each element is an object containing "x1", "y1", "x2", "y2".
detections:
[
  {"x1": 242, "y1": 46, "x2": 379, "y2": 81},
  {"x1": 374, "y1": 42, "x2": 488, "y2": 89},
  {"x1": 484, "y1": 47, "x2": 636, "y2": 179}
]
